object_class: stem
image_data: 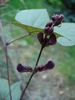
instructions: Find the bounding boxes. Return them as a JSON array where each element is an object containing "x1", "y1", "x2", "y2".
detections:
[
  {"x1": 6, "y1": 34, "x2": 30, "y2": 45},
  {"x1": 20, "y1": 45, "x2": 44, "y2": 100},
  {"x1": 0, "y1": 21, "x2": 12, "y2": 100}
]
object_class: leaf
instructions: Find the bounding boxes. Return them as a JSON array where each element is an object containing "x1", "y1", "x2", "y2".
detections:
[
  {"x1": 6, "y1": 82, "x2": 22, "y2": 100},
  {"x1": 12, "y1": 22, "x2": 44, "y2": 34},
  {"x1": 54, "y1": 23, "x2": 75, "y2": 46},
  {"x1": 57, "y1": 37, "x2": 75, "y2": 46},
  {"x1": 15, "y1": 9, "x2": 50, "y2": 29},
  {"x1": 12, "y1": 9, "x2": 50, "y2": 34},
  {"x1": 0, "y1": 78, "x2": 21, "y2": 100},
  {"x1": 0, "y1": 78, "x2": 9, "y2": 99}
]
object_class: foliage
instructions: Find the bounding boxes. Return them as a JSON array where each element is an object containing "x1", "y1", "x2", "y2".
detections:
[
  {"x1": 12, "y1": 9, "x2": 75, "y2": 46},
  {"x1": 0, "y1": 78, "x2": 21, "y2": 100}
]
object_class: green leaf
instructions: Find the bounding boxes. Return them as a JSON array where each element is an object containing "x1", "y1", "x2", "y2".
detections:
[
  {"x1": 12, "y1": 9, "x2": 50, "y2": 34},
  {"x1": 0, "y1": 78, "x2": 9, "y2": 99},
  {"x1": 0, "y1": 78, "x2": 21, "y2": 100},
  {"x1": 6, "y1": 82, "x2": 22, "y2": 100},
  {"x1": 12, "y1": 22, "x2": 44, "y2": 34},
  {"x1": 15, "y1": 9, "x2": 50, "y2": 29},
  {"x1": 54, "y1": 23, "x2": 75, "y2": 46}
]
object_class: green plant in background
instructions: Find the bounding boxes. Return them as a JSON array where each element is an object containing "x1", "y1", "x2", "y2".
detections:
[{"x1": 0, "y1": 8, "x2": 75, "y2": 100}]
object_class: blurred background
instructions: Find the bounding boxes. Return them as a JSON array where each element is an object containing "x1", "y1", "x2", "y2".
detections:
[{"x1": 0, "y1": 0, "x2": 75, "y2": 100}]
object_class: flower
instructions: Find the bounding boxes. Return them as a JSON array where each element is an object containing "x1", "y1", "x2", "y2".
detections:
[
  {"x1": 45, "y1": 60, "x2": 55, "y2": 70},
  {"x1": 37, "y1": 32, "x2": 43, "y2": 45},
  {"x1": 45, "y1": 20, "x2": 53, "y2": 27},
  {"x1": 35, "y1": 60, "x2": 55, "y2": 72},
  {"x1": 44, "y1": 26, "x2": 53, "y2": 35},
  {"x1": 46, "y1": 33, "x2": 57, "y2": 46},
  {"x1": 52, "y1": 14, "x2": 64, "y2": 26},
  {"x1": 17, "y1": 63, "x2": 33, "y2": 72}
]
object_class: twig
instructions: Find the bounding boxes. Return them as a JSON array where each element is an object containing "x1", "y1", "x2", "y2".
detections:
[
  {"x1": 6, "y1": 33, "x2": 30, "y2": 45},
  {"x1": 0, "y1": 21, "x2": 12, "y2": 100}
]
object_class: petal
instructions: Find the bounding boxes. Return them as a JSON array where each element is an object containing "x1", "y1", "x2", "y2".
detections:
[
  {"x1": 37, "y1": 32, "x2": 44, "y2": 44},
  {"x1": 17, "y1": 63, "x2": 33, "y2": 72},
  {"x1": 45, "y1": 60, "x2": 55, "y2": 70},
  {"x1": 49, "y1": 33, "x2": 57, "y2": 45}
]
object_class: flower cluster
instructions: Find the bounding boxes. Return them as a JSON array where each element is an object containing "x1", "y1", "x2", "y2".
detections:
[
  {"x1": 37, "y1": 14, "x2": 64, "y2": 47},
  {"x1": 17, "y1": 60, "x2": 55, "y2": 73},
  {"x1": 16, "y1": 14, "x2": 64, "y2": 73}
]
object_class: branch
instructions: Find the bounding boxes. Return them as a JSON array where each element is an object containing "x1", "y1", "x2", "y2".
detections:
[{"x1": 6, "y1": 33, "x2": 30, "y2": 45}]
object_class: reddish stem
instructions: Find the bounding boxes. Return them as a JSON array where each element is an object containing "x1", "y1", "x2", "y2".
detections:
[
  {"x1": 20, "y1": 34, "x2": 47, "y2": 100},
  {"x1": 20, "y1": 45, "x2": 44, "y2": 100},
  {"x1": 0, "y1": 21, "x2": 12, "y2": 100},
  {"x1": 6, "y1": 33, "x2": 30, "y2": 45}
]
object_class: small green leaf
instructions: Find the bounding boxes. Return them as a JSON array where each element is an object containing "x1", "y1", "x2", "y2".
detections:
[{"x1": 54, "y1": 23, "x2": 75, "y2": 46}]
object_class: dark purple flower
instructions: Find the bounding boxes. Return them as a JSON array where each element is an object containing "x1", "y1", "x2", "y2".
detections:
[
  {"x1": 35, "y1": 60, "x2": 55, "y2": 73},
  {"x1": 45, "y1": 20, "x2": 53, "y2": 27},
  {"x1": 45, "y1": 60, "x2": 55, "y2": 70},
  {"x1": 52, "y1": 14, "x2": 64, "y2": 26},
  {"x1": 45, "y1": 34, "x2": 57, "y2": 46},
  {"x1": 44, "y1": 26, "x2": 53, "y2": 35},
  {"x1": 35, "y1": 65, "x2": 45, "y2": 72},
  {"x1": 37, "y1": 32, "x2": 44, "y2": 44},
  {"x1": 49, "y1": 33, "x2": 57, "y2": 45},
  {"x1": 17, "y1": 63, "x2": 33, "y2": 72}
]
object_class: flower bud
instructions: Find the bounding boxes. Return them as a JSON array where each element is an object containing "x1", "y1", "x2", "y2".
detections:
[
  {"x1": 52, "y1": 14, "x2": 64, "y2": 26},
  {"x1": 45, "y1": 20, "x2": 53, "y2": 27},
  {"x1": 44, "y1": 26, "x2": 53, "y2": 35},
  {"x1": 37, "y1": 32, "x2": 43, "y2": 44},
  {"x1": 17, "y1": 63, "x2": 33, "y2": 72},
  {"x1": 44, "y1": 26, "x2": 49, "y2": 33}
]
